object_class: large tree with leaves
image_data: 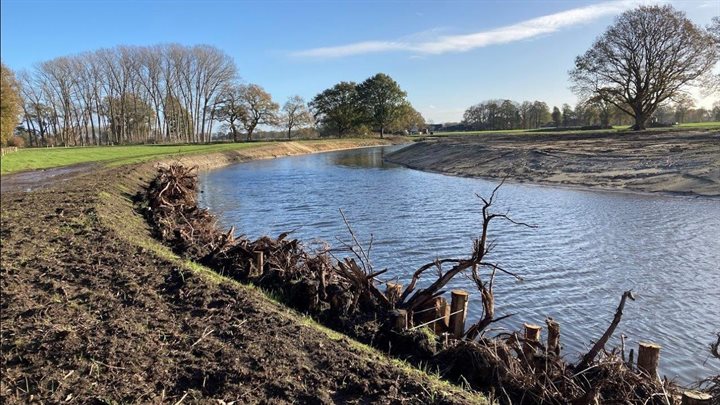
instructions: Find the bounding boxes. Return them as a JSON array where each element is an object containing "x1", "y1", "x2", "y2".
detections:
[
  {"x1": 310, "y1": 81, "x2": 363, "y2": 137},
  {"x1": 1, "y1": 62, "x2": 22, "y2": 145},
  {"x1": 357, "y1": 73, "x2": 408, "y2": 138},
  {"x1": 570, "y1": 5, "x2": 718, "y2": 130}
]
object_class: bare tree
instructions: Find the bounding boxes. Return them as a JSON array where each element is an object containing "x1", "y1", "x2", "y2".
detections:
[
  {"x1": 570, "y1": 5, "x2": 718, "y2": 130},
  {"x1": 281, "y1": 95, "x2": 312, "y2": 139}
]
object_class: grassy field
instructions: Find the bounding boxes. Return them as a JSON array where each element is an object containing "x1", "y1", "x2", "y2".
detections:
[
  {"x1": 0, "y1": 142, "x2": 269, "y2": 174},
  {"x1": 431, "y1": 121, "x2": 720, "y2": 137}
]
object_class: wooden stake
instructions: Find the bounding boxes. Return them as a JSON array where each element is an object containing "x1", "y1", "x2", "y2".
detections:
[
  {"x1": 637, "y1": 341, "x2": 661, "y2": 379},
  {"x1": 434, "y1": 297, "x2": 450, "y2": 334},
  {"x1": 450, "y1": 290, "x2": 469, "y2": 339},
  {"x1": 253, "y1": 251, "x2": 264, "y2": 277},
  {"x1": 385, "y1": 282, "x2": 403, "y2": 306},
  {"x1": 523, "y1": 323, "x2": 542, "y2": 358},
  {"x1": 681, "y1": 390, "x2": 712, "y2": 405},
  {"x1": 391, "y1": 309, "x2": 407, "y2": 331},
  {"x1": 546, "y1": 317, "x2": 560, "y2": 357}
]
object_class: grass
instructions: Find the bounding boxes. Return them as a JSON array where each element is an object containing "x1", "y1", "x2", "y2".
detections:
[{"x1": 0, "y1": 142, "x2": 267, "y2": 174}]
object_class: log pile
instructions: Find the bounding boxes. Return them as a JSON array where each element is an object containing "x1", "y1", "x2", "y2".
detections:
[{"x1": 140, "y1": 164, "x2": 711, "y2": 404}]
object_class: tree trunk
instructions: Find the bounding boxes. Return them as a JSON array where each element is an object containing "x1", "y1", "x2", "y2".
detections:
[
  {"x1": 380, "y1": 126, "x2": 384, "y2": 139},
  {"x1": 632, "y1": 107, "x2": 648, "y2": 131}
]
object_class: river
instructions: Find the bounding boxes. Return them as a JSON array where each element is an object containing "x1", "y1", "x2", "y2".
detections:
[{"x1": 198, "y1": 145, "x2": 720, "y2": 383}]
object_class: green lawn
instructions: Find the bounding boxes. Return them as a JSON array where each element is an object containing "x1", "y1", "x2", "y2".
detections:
[{"x1": 0, "y1": 142, "x2": 267, "y2": 175}]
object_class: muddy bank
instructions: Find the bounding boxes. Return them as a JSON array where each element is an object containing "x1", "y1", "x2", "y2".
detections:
[
  {"x1": 0, "y1": 141, "x2": 483, "y2": 404},
  {"x1": 387, "y1": 131, "x2": 720, "y2": 197}
]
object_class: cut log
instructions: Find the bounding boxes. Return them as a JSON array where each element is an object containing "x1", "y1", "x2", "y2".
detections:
[
  {"x1": 637, "y1": 341, "x2": 661, "y2": 379},
  {"x1": 523, "y1": 323, "x2": 542, "y2": 358}
]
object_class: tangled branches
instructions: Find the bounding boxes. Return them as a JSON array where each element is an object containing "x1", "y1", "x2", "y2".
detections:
[{"x1": 140, "y1": 164, "x2": 704, "y2": 404}]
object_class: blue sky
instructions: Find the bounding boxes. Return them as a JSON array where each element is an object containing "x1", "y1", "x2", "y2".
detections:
[{"x1": 1, "y1": 0, "x2": 718, "y2": 123}]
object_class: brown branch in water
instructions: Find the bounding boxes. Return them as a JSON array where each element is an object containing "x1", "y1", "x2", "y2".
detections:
[{"x1": 576, "y1": 290, "x2": 635, "y2": 372}]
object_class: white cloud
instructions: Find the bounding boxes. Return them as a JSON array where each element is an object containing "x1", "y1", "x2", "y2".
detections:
[{"x1": 291, "y1": 0, "x2": 654, "y2": 59}]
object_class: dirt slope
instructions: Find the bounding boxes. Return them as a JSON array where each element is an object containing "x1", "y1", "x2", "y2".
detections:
[
  {"x1": 1, "y1": 155, "x2": 484, "y2": 403},
  {"x1": 388, "y1": 131, "x2": 720, "y2": 197}
]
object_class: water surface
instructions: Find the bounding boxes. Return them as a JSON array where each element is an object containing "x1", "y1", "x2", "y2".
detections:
[{"x1": 199, "y1": 146, "x2": 720, "y2": 383}]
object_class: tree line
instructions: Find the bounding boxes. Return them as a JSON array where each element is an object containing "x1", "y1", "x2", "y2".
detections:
[
  {"x1": 1, "y1": 45, "x2": 426, "y2": 146},
  {"x1": 461, "y1": 97, "x2": 720, "y2": 132},
  {"x1": 10, "y1": 44, "x2": 242, "y2": 146}
]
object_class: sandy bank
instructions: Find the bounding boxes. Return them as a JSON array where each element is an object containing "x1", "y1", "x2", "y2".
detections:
[{"x1": 387, "y1": 131, "x2": 720, "y2": 197}]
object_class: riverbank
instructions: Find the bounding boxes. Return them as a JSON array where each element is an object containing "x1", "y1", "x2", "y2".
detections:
[
  {"x1": 0, "y1": 138, "x2": 404, "y2": 193},
  {"x1": 0, "y1": 139, "x2": 485, "y2": 403},
  {"x1": 387, "y1": 131, "x2": 720, "y2": 197}
]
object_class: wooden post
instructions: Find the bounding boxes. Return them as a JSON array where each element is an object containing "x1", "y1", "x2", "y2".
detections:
[
  {"x1": 385, "y1": 282, "x2": 403, "y2": 306},
  {"x1": 637, "y1": 341, "x2": 661, "y2": 378},
  {"x1": 523, "y1": 323, "x2": 542, "y2": 358},
  {"x1": 681, "y1": 391, "x2": 712, "y2": 405},
  {"x1": 546, "y1": 317, "x2": 560, "y2": 357},
  {"x1": 391, "y1": 309, "x2": 407, "y2": 331},
  {"x1": 449, "y1": 290, "x2": 469, "y2": 339},
  {"x1": 433, "y1": 297, "x2": 450, "y2": 334},
  {"x1": 253, "y1": 251, "x2": 264, "y2": 277}
]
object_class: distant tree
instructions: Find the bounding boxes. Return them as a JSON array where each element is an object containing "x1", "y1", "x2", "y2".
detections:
[
  {"x1": 1, "y1": 62, "x2": 22, "y2": 146},
  {"x1": 389, "y1": 103, "x2": 425, "y2": 133},
  {"x1": 310, "y1": 81, "x2": 362, "y2": 137},
  {"x1": 237, "y1": 84, "x2": 279, "y2": 141},
  {"x1": 713, "y1": 101, "x2": 720, "y2": 121},
  {"x1": 216, "y1": 84, "x2": 247, "y2": 142},
  {"x1": 570, "y1": 5, "x2": 718, "y2": 130},
  {"x1": 561, "y1": 104, "x2": 575, "y2": 127},
  {"x1": 551, "y1": 106, "x2": 562, "y2": 127},
  {"x1": 356, "y1": 73, "x2": 408, "y2": 138},
  {"x1": 281, "y1": 95, "x2": 313, "y2": 140},
  {"x1": 165, "y1": 94, "x2": 194, "y2": 141},
  {"x1": 673, "y1": 95, "x2": 695, "y2": 124},
  {"x1": 104, "y1": 93, "x2": 155, "y2": 140},
  {"x1": 703, "y1": 17, "x2": 720, "y2": 94}
]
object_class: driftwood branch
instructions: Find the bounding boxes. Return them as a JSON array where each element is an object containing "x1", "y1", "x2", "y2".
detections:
[{"x1": 576, "y1": 290, "x2": 635, "y2": 371}]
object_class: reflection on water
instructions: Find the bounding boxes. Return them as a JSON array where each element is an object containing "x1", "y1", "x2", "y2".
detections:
[{"x1": 199, "y1": 146, "x2": 720, "y2": 383}]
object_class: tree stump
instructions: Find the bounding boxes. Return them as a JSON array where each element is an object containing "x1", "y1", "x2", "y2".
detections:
[
  {"x1": 637, "y1": 341, "x2": 661, "y2": 379},
  {"x1": 390, "y1": 309, "x2": 408, "y2": 331},
  {"x1": 523, "y1": 323, "x2": 542, "y2": 358},
  {"x1": 546, "y1": 318, "x2": 560, "y2": 357}
]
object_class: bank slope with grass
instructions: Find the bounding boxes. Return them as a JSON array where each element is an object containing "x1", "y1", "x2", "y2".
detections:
[
  {"x1": 0, "y1": 138, "x2": 405, "y2": 175},
  {"x1": 0, "y1": 140, "x2": 486, "y2": 404}
]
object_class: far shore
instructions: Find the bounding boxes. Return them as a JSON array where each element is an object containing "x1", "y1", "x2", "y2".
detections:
[{"x1": 387, "y1": 130, "x2": 720, "y2": 198}]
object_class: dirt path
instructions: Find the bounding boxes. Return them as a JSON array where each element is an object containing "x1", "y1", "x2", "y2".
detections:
[
  {"x1": 0, "y1": 163, "x2": 99, "y2": 194},
  {"x1": 388, "y1": 131, "x2": 720, "y2": 197},
  {"x1": 1, "y1": 156, "x2": 483, "y2": 403}
]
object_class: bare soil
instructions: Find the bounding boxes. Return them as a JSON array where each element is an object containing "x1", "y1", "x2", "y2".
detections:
[
  {"x1": 388, "y1": 131, "x2": 720, "y2": 197},
  {"x1": 0, "y1": 148, "x2": 483, "y2": 403}
]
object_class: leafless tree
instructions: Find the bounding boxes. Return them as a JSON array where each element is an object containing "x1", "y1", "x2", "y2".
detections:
[{"x1": 281, "y1": 95, "x2": 312, "y2": 139}]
